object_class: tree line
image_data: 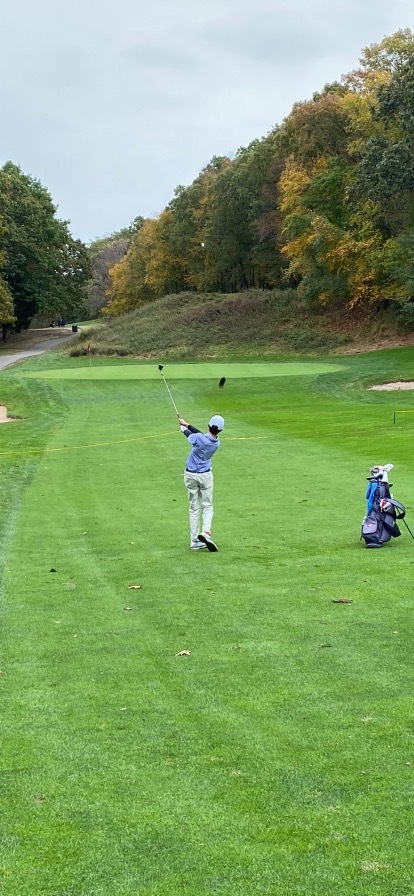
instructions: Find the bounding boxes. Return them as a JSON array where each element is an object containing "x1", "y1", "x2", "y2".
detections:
[
  {"x1": 0, "y1": 162, "x2": 91, "y2": 331},
  {"x1": 4, "y1": 29, "x2": 414, "y2": 331},
  {"x1": 96, "y1": 29, "x2": 414, "y2": 319}
]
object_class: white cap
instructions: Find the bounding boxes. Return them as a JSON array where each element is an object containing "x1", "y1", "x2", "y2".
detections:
[{"x1": 209, "y1": 415, "x2": 224, "y2": 431}]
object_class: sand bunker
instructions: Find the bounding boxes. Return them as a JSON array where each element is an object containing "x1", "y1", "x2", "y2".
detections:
[
  {"x1": 0, "y1": 405, "x2": 13, "y2": 423},
  {"x1": 370, "y1": 381, "x2": 414, "y2": 391}
]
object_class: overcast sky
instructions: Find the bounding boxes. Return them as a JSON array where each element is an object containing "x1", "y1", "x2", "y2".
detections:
[{"x1": 1, "y1": 0, "x2": 413, "y2": 243}]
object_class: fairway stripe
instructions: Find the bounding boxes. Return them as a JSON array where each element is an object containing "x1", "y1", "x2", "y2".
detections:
[
  {"x1": 0, "y1": 432, "x2": 269, "y2": 457},
  {"x1": 0, "y1": 430, "x2": 179, "y2": 456}
]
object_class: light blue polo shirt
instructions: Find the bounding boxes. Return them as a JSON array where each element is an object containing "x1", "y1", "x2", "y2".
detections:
[{"x1": 185, "y1": 432, "x2": 220, "y2": 473}]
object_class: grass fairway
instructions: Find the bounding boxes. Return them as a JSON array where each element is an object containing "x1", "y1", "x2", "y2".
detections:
[{"x1": 1, "y1": 349, "x2": 414, "y2": 894}]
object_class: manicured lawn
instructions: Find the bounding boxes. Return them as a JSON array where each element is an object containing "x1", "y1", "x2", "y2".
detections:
[
  {"x1": 1, "y1": 349, "x2": 414, "y2": 895},
  {"x1": 24, "y1": 360, "x2": 345, "y2": 381}
]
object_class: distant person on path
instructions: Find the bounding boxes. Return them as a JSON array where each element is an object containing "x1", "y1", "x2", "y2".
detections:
[{"x1": 179, "y1": 414, "x2": 224, "y2": 551}]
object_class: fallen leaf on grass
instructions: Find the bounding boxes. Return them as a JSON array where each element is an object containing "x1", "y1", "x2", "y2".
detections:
[
  {"x1": 320, "y1": 644, "x2": 332, "y2": 648},
  {"x1": 124, "y1": 607, "x2": 133, "y2": 611},
  {"x1": 332, "y1": 599, "x2": 353, "y2": 604},
  {"x1": 176, "y1": 650, "x2": 191, "y2": 657},
  {"x1": 128, "y1": 585, "x2": 142, "y2": 590}
]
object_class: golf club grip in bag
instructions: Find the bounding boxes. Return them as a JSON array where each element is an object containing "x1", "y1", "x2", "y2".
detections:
[{"x1": 361, "y1": 480, "x2": 406, "y2": 548}]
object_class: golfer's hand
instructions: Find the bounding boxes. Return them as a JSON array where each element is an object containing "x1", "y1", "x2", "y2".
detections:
[{"x1": 179, "y1": 418, "x2": 188, "y2": 427}]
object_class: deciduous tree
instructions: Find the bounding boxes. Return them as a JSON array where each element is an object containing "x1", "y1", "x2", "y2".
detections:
[{"x1": 0, "y1": 162, "x2": 90, "y2": 328}]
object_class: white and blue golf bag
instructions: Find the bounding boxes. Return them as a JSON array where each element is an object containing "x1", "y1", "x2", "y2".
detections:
[{"x1": 361, "y1": 464, "x2": 407, "y2": 548}]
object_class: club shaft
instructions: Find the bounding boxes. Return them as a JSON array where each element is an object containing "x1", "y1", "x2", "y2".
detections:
[
  {"x1": 160, "y1": 371, "x2": 179, "y2": 417},
  {"x1": 402, "y1": 517, "x2": 414, "y2": 540}
]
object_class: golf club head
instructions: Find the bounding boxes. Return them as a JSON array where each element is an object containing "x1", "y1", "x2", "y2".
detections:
[
  {"x1": 219, "y1": 377, "x2": 226, "y2": 388},
  {"x1": 158, "y1": 364, "x2": 164, "y2": 371}
]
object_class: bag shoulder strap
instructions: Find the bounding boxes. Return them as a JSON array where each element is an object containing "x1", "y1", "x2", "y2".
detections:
[{"x1": 387, "y1": 498, "x2": 406, "y2": 519}]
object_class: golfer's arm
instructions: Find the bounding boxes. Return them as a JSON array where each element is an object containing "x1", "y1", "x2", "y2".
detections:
[{"x1": 180, "y1": 424, "x2": 201, "y2": 437}]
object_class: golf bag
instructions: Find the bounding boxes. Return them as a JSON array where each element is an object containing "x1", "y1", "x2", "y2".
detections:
[{"x1": 361, "y1": 464, "x2": 406, "y2": 548}]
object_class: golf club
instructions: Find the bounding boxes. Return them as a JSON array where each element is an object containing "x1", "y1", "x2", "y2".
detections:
[
  {"x1": 402, "y1": 517, "x2": 414, "y2": 540},
  {"x1": 158, "y1": 364, "x2": 180, "y2": 418}
]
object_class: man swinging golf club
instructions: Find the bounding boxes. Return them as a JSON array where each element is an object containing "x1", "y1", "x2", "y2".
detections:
[{"x1": 179, "y1": 413, "x2": 224, "y2": 551}]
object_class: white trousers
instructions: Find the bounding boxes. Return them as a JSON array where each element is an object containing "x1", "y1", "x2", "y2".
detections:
[{"x1": 184, "y1": 470, "x2": 214, "y2": 544}]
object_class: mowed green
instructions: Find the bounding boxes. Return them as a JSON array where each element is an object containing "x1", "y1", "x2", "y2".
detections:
[
  {"x1": 24, "y1": 360, "x2": 345, "y2": 381},
  {"x1": 1, "y1": 350, "x2": 414, "y2": 895}
]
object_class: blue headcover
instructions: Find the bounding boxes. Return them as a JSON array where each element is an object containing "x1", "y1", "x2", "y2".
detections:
[{"x1": 366, "y1": 481, "x2": 378, "y2": 514}]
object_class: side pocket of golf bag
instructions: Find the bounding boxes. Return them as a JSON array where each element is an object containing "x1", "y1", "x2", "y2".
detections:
[{"x1": 361, "y1": 514, "x2": 382, "y2": 547}]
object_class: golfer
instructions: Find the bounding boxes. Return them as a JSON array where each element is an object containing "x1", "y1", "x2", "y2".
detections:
[{"x1": 178, "y1": 414, "x2": 224, "y2": 551}]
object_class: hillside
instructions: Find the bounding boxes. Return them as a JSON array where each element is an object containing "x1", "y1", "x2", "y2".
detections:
[{"x1": 70, "y1": 290, "x2": 414, "y2": 360}]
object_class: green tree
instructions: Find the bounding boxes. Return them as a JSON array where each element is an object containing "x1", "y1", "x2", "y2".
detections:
[
  {"x1": 383, "y1": 229, "x2": 414, "y2": 300},
  {"x1": 0, "y1": 162, "x2": 90, "y2": 328},
  {"x1": 168, "y1": 157, "x2": 231, "y2": 291},
  {"x1": 0, "y1": 277, "x2": 14, "y2": 324},
  {"x1": 354, "y1": 53, "x2": 414, "y2": 238},
  {"x1": 0, "y1": 222, "x2": 15, "y2": 326},
  {"x1": 54, "y1": 239, "x2": 92, "y2": 320},
  {"x1": 201, "y1": 156, "x2": 255, "y2": 291}
]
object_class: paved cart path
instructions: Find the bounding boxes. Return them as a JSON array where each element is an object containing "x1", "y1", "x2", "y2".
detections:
[{"x1": 0, "y1": 332, "x2": 76, "y2": 371}]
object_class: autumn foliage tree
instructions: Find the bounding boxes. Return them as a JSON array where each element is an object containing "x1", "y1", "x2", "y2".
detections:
[{"x1": 102, "y1": 29, "x2": 414, "y2": 318}]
